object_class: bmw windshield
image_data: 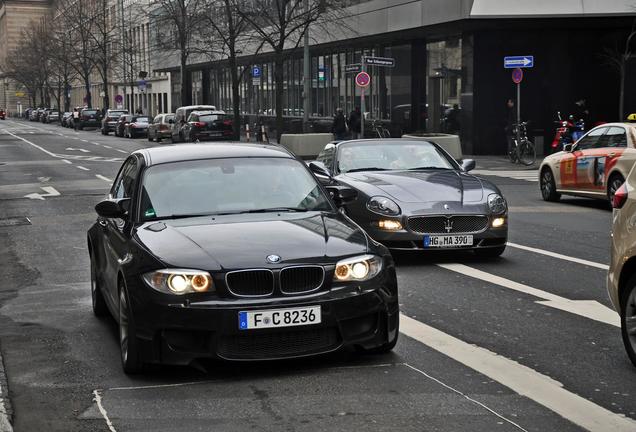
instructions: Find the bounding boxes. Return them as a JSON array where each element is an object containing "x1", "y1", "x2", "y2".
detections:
[
  {"x1": 140, "y1": 157, "x2": 333, "y2": 220},
  {"x1": 337, "y1": 141, "x2": 458, "y2": 173}
]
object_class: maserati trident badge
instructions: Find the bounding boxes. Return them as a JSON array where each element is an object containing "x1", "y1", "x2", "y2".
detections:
[{"x1": 444, "y1": 219, "x2": 453, "y2": 233}]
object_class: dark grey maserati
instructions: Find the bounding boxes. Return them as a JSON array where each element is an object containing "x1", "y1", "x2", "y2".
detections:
[
  {"x1": 87, "y1": 143, "x2": 398, "y2": 373},
  {"x1": 312, "y1": 139, "x2": 508, "y2": 257}
]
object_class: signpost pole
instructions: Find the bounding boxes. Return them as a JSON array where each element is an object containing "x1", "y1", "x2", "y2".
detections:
[
  {"x1": 360, "y1": 56, "x2": 365, "y2": 139},
  {"x1": 516, "y1": 82, "x2": 521, "y2": 145}
]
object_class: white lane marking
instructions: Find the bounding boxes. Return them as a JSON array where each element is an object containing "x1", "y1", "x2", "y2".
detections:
[
  {"x1": 403, "y1": 363, "x2": 528, "y2": 431},
  {"x1": 23, "y1": 186, "x2": 61, "y2": 200},
  {"x1": 77, "y1": 166, "x2": 90, "y2": 171},
  {"x1": 61, "y1": 159, "x2": 72, "y2": 164},
  {"x1": 2, "y1": 129, "x2": 57, "y2": 157},
  {"x1": 507, "y1": 242, "x2": 609, "y2": 270},
  {"x1": 37, "y1": 176, "x2": 51, "y2": 182},
  {"x1": 80, "y1": 139, "x2": 89, "y2": 143},
  {"x1": 102, "y1": 145, "x2": 112, "y2": 149},
  {"x1": 400, "y1": 315, "x2": 636, "y2": 432},
  {"x1": 96, "y1": 175, "x2": 113, "y2": 183},
  {"x1": 65, "y1": 147, "x2": 90, "y2": 153},
  {"x1": 472, "y1": 169, "x2": 539, "y2": 182},
  {"x1": 93, "y1": 390, "x2": 117, "y2": 432},
  {"x1": 90, "y1": 142, "x2": 102, "y2": 146},
  {"x1": 116, "y1": 149, "x2": 127, "y2": 154},
  {"x1": 437, "y1": 263, "x2": 620, "y2": 327}
]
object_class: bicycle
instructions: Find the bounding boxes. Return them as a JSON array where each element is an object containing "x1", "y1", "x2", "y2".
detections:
[
  {"x1": 508, "y1": 121, "x2": 536, "y2": 166},
  {"x1": 371, "y1": 119, "x2": 390, "y2": 138}
]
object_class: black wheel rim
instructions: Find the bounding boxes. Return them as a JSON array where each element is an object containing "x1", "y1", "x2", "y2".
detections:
[
  {"x1": 625, "y1": 289, "x2": 636, "y2": 353},
  {"x1": 609, "y1": 178, "x2": 623, "y2": 201},
  {"x1": 119, "y1": 289, "x2": 129, "y2": 364},
  {"x1": 541, "y1": 171, "x2": 553, "y2": 199}
]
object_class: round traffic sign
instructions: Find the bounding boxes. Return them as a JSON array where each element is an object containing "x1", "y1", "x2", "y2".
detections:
[
  {"x1": 512, "y1": 68, "x2": 523, "y2": 84},
  {"x1": 115, "y1": 94, "x2": 123, "y2": 103},
  {"x1": 355, "y1": 71, "x2": 371, "y2": 88}
]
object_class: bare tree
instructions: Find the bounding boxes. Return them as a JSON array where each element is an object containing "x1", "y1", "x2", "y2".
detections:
[
  {"x1": 90, "y1": 0, "x2": 120, "y2": 110},
  {"x1": 152, "y1": 0, "x2": 207, "y2": 107},
  {"x1": 198, "y1": 0, "x2": 263, "y2": 139},
  {"x1": 48, "y1": 13, "x2": 78, "y2": 112},
  {"x1": 237, "y1": 0, "x2": 352, "y2": 139},
  {"x1": 56, "y1": 0, "x2": 97, "y2": 108}
]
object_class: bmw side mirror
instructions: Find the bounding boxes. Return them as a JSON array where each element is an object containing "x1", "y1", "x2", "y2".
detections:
[
  {"x1": 325, "y1": 185, "x2": 357, "y2": 206},
  {"x1": 309, "y1": 161, "x2": 332, "y2": 179},
  {"x1": 563, "y1": 143, "x2": 573, "y2": 152},
  {"x1": 461, "y1": 159, "x2": 476, "y2": 172},
  {"x1": 95, "y1": 198, "x2": 131, "y2": 219}
]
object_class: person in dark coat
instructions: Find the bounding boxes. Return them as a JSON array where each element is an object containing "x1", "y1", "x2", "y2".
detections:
[
  {"x1": 504, "y1": 99, "x2": 515, "y2": 156},
  {"x1": 349, "y1": 107, "x2": 361, "y2": 139},
  {"x1": 332, "y1": 108, "x2": 347, "y2": 140}
]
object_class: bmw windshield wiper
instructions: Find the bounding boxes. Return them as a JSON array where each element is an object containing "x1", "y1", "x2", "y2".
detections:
[
  {"x1": 407, "y1": 166, "x2": 453, "y2": 171},
  {"x1": 239, "y1": 207, "x2": 309, "y2": 213},
  {"x1": 149, "y1": 213, "x2": 219, "y2": 220},
  {"x1": 345, "y1": 167, "x2": 390, "y2": 173}
]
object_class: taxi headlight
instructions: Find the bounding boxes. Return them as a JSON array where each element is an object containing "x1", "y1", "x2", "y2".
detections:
[
  {"x1": 488, "y1": 194, "x2": 507, "y2": 214},
  {"x1": 143, "y1": 269, "x2": 214, "y2": 295},
  {"x1": 334, "y1": 255, "x2": 382, "y2": 282},
  {"x1": 367, "y1": 196, "x2": 401, "y2": 216}
]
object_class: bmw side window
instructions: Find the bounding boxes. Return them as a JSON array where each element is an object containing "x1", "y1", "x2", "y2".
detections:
[
  {"x1": 606, "y1": 127, "x2": 627, "y2": 148},
  {"x1": 576, "y1": 127, "x2": 607, "y2": 150},
  {"x1": 317, "y1": 145, "x2": 335, "y2": 170},
  {"x1": 112, "y1": 159, "x2": 137, "y2": 199}
]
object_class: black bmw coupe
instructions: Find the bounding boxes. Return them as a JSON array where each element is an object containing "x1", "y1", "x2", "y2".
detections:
[
  {"x1": 88, "y1": 143, "x2": 399, "y2": 373},
  {"x1": 311, "y1": 139, "x2": 508, "y2": 257}
]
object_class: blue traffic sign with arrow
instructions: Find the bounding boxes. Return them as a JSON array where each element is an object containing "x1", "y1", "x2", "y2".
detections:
[{"x1": 504, "y1": 56, "x2": 534, "y2": 69}]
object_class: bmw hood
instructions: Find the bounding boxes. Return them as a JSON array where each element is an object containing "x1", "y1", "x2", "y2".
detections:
[
  {"x1": 135, "y1": 212, "x2": 368, "y2": 271},
  {"x1": 341, "y1": 170, "x2": 485, "y2": 204}
]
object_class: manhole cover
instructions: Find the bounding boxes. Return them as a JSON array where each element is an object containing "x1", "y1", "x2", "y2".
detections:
[{"x1": 0, "y1": 217, "x2": 31, "y2": 227}]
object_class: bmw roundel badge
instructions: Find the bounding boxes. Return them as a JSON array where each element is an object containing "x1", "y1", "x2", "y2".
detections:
[{"x1": 266, "y1": 254, "x2": 281, "y2": 264}]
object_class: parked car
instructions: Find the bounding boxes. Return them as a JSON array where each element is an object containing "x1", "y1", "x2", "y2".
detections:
[
  {"x1": 76, "y1": 108, "x2": 101, "y2": 130},
  {"x1": 311, "y1": 138, "x2": 508, "y2": 257},
  {"x1": 171, "y1": 105, "x2": 217, "y2": 142},
  {"x1": 147, "y1": 113, "x2": 175, "y2": 142},
  {"x1": 0, "y1": 109, "x2": 5, "y2": 120},
  {"x1": 61, "y1": 112, "x2": 72, "y2": 127},
  {"x1": 608, "y1": 164, "x2": 636, "y2": 367},
  {"x1": 23, "y1": 108, "x2": 32, "y2": 119},
  {"x1": 42, "y1": 109, "x2": 60, "y2": 123},
  {"x1": 183, "y1": 110, "x2": 232, "y2": 142},
  {"x1": 115, "y1": 114, "x2": 133, "y2": 137},
  {"x1": 29, "y1": 108, "x2": 42, "y2": 121},
  {"x1": 101, "y1": 109, "x2": 129, "y2": 135},
  {"x1": 87, "y1": 143, "x2": 398, "y2": 373},
  {"x1": 539, "y1": 123, "x2": 636, "y2": 204},
  {"x1": 123, "y1": 115, "x2": 150, "y2": 138}
]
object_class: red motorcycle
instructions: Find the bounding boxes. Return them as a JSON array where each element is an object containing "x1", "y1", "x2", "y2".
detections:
[{"x1": 551, "y1": 112, "x2": 585, "y2": 152}]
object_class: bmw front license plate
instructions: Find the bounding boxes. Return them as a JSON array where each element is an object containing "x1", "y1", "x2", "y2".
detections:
[
  {"x1": 238, "y1": 306, "x2": 321, "y2": 330},
  {"x1": 424, "y1": 235, "x2": 473, "y2": 248}
]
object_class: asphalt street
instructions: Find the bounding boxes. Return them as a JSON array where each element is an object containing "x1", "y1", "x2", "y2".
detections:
[{"x1": 0, "y1": 118, "x2": 634, "y2": 432}]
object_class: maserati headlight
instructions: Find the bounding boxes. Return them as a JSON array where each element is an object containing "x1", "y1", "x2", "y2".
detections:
[
  {"x1": 334, "y1": 255, "x2": 382, "y2": 282},
  {"x1": 367, "y1": 196, "x2": 401, "y2": 216},
  {"x1": 143, "y1": 269, "x2": 214, "y2": 295},
  {"x1": 487, "y1": 194, "x2": 507, "y2": 214}
]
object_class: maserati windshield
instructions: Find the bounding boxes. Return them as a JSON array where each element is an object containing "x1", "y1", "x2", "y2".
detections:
[{"x1": 140, "y1": 157, "x2": 332, "y2": 219}]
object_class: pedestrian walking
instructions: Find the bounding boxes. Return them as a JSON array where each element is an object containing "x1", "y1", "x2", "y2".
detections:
[
  {"x1": 72, "y1": 108, "x2": 80, "y2": 131},
  {"x1": 349, "y1": 107, "x2": 361, "y2": 139},
  {"x1": 332, "y1": 108, "x2": 348, "y2": 140}
]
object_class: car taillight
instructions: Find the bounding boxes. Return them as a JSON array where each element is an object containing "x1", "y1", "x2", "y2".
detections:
[
  {"x1": 193, "y1": 121, "x2": 206, "y2": 127},
  {"x1": 223, "y1": 120, "x2": 232, "y2": 126},
  {"x1": 613, "y1": 183, "x2": 628, "y2": 209}
]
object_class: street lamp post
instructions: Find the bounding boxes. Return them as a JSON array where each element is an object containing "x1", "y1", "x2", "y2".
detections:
[{"x1": 3, "y1": 80, "x2": 8, "y2": 112}]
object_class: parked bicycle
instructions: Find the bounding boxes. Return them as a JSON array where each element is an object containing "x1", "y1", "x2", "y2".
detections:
[
  {"x1": 370, "y1": 119, "x2": 390, "y2": 138},
  {"x1": 508, "y1": 121, "x2": 536, "y2": 166}
]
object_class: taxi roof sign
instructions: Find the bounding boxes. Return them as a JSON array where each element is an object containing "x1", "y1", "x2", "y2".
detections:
[{"x1": 627, "y1": 113, "x2": 636, "y2": 123}]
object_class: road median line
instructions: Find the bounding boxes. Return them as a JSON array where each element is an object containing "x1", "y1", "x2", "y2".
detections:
[{"x1": 507, "y1": 242, "x2": 608, "y2": 270}]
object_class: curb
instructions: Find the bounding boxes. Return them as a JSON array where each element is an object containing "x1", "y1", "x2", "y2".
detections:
[{"x1": 0, "y1": 346, "x2": 13, "y2": 432}]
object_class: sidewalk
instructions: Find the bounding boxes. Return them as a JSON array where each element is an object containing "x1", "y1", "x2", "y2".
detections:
[{"x1": 467, "y1": 155, "x2": 539, "y2": 171}]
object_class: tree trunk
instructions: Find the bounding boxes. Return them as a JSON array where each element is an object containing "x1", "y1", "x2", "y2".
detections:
[
  {"x1": 180, "y1": 54, "x2": 188, "y2": 107},
  {"x1": 102, "y1": 67, "x2": 110, "y2": 110},
  {"x1": 229, "y1": 54, "x2": 241, "y2": 141},
  {"x1": 63, "y1": 79, "x2": 70, "y2": 112},
  {"x1": 84, "y1": 75, "x2": 92, "y2": 108},
  {"x1": 274, "y1": 52, "x2": 284, "y2": 142}
]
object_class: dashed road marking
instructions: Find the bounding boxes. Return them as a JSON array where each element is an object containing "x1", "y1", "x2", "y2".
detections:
[
  {"x1": 507, "y1": 242, "x2": 608, "y2": 270},
  {"x1": 472, "y1": 169, "x2": 538, "y2": 182},
  {"x1": 96, "y1": 174, "x2": 113, "y2": 183},
  {"x1": 77, "y1": 166, "x2": 90, "y2": 171},
  {"x1": 115, "y1": 149, "x2": 127, "y2": 154},
  {"x1": 400, "y1": 314, "x2": 636, "y2": 432},
  {"x1": 102, "y1": 145, "x2": 112, "y2": 149},
  {"x1": 61, "y1": 159, "x2": 72, "y2": 164}
]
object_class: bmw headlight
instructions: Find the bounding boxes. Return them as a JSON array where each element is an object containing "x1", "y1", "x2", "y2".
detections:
[
  {"x1": 367, "y1": 196, "x2": 401, "y2": 216},
  {"x1": 142, "y1": 269, "x2": 214, "y2": 295},
  {"x1": 487, "y1": 194, "x2": 507, "y2": 214},
  {"x1": 334, "y1": 255, "x2": 383, "y2": 282}
]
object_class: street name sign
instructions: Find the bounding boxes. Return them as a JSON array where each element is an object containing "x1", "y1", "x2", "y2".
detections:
[
  {"x1": 355, "y1": 71, "x2": 371, "y2": 88},
  {"x1": 345, "y1": 64, "x2": 361, "y2": 73},
  {"x1": 363, "y1": 56, "x2": 395, "y2": 67},
  {"x1": 504, "y1": 56, "x2": 534, "y2": 69}
]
